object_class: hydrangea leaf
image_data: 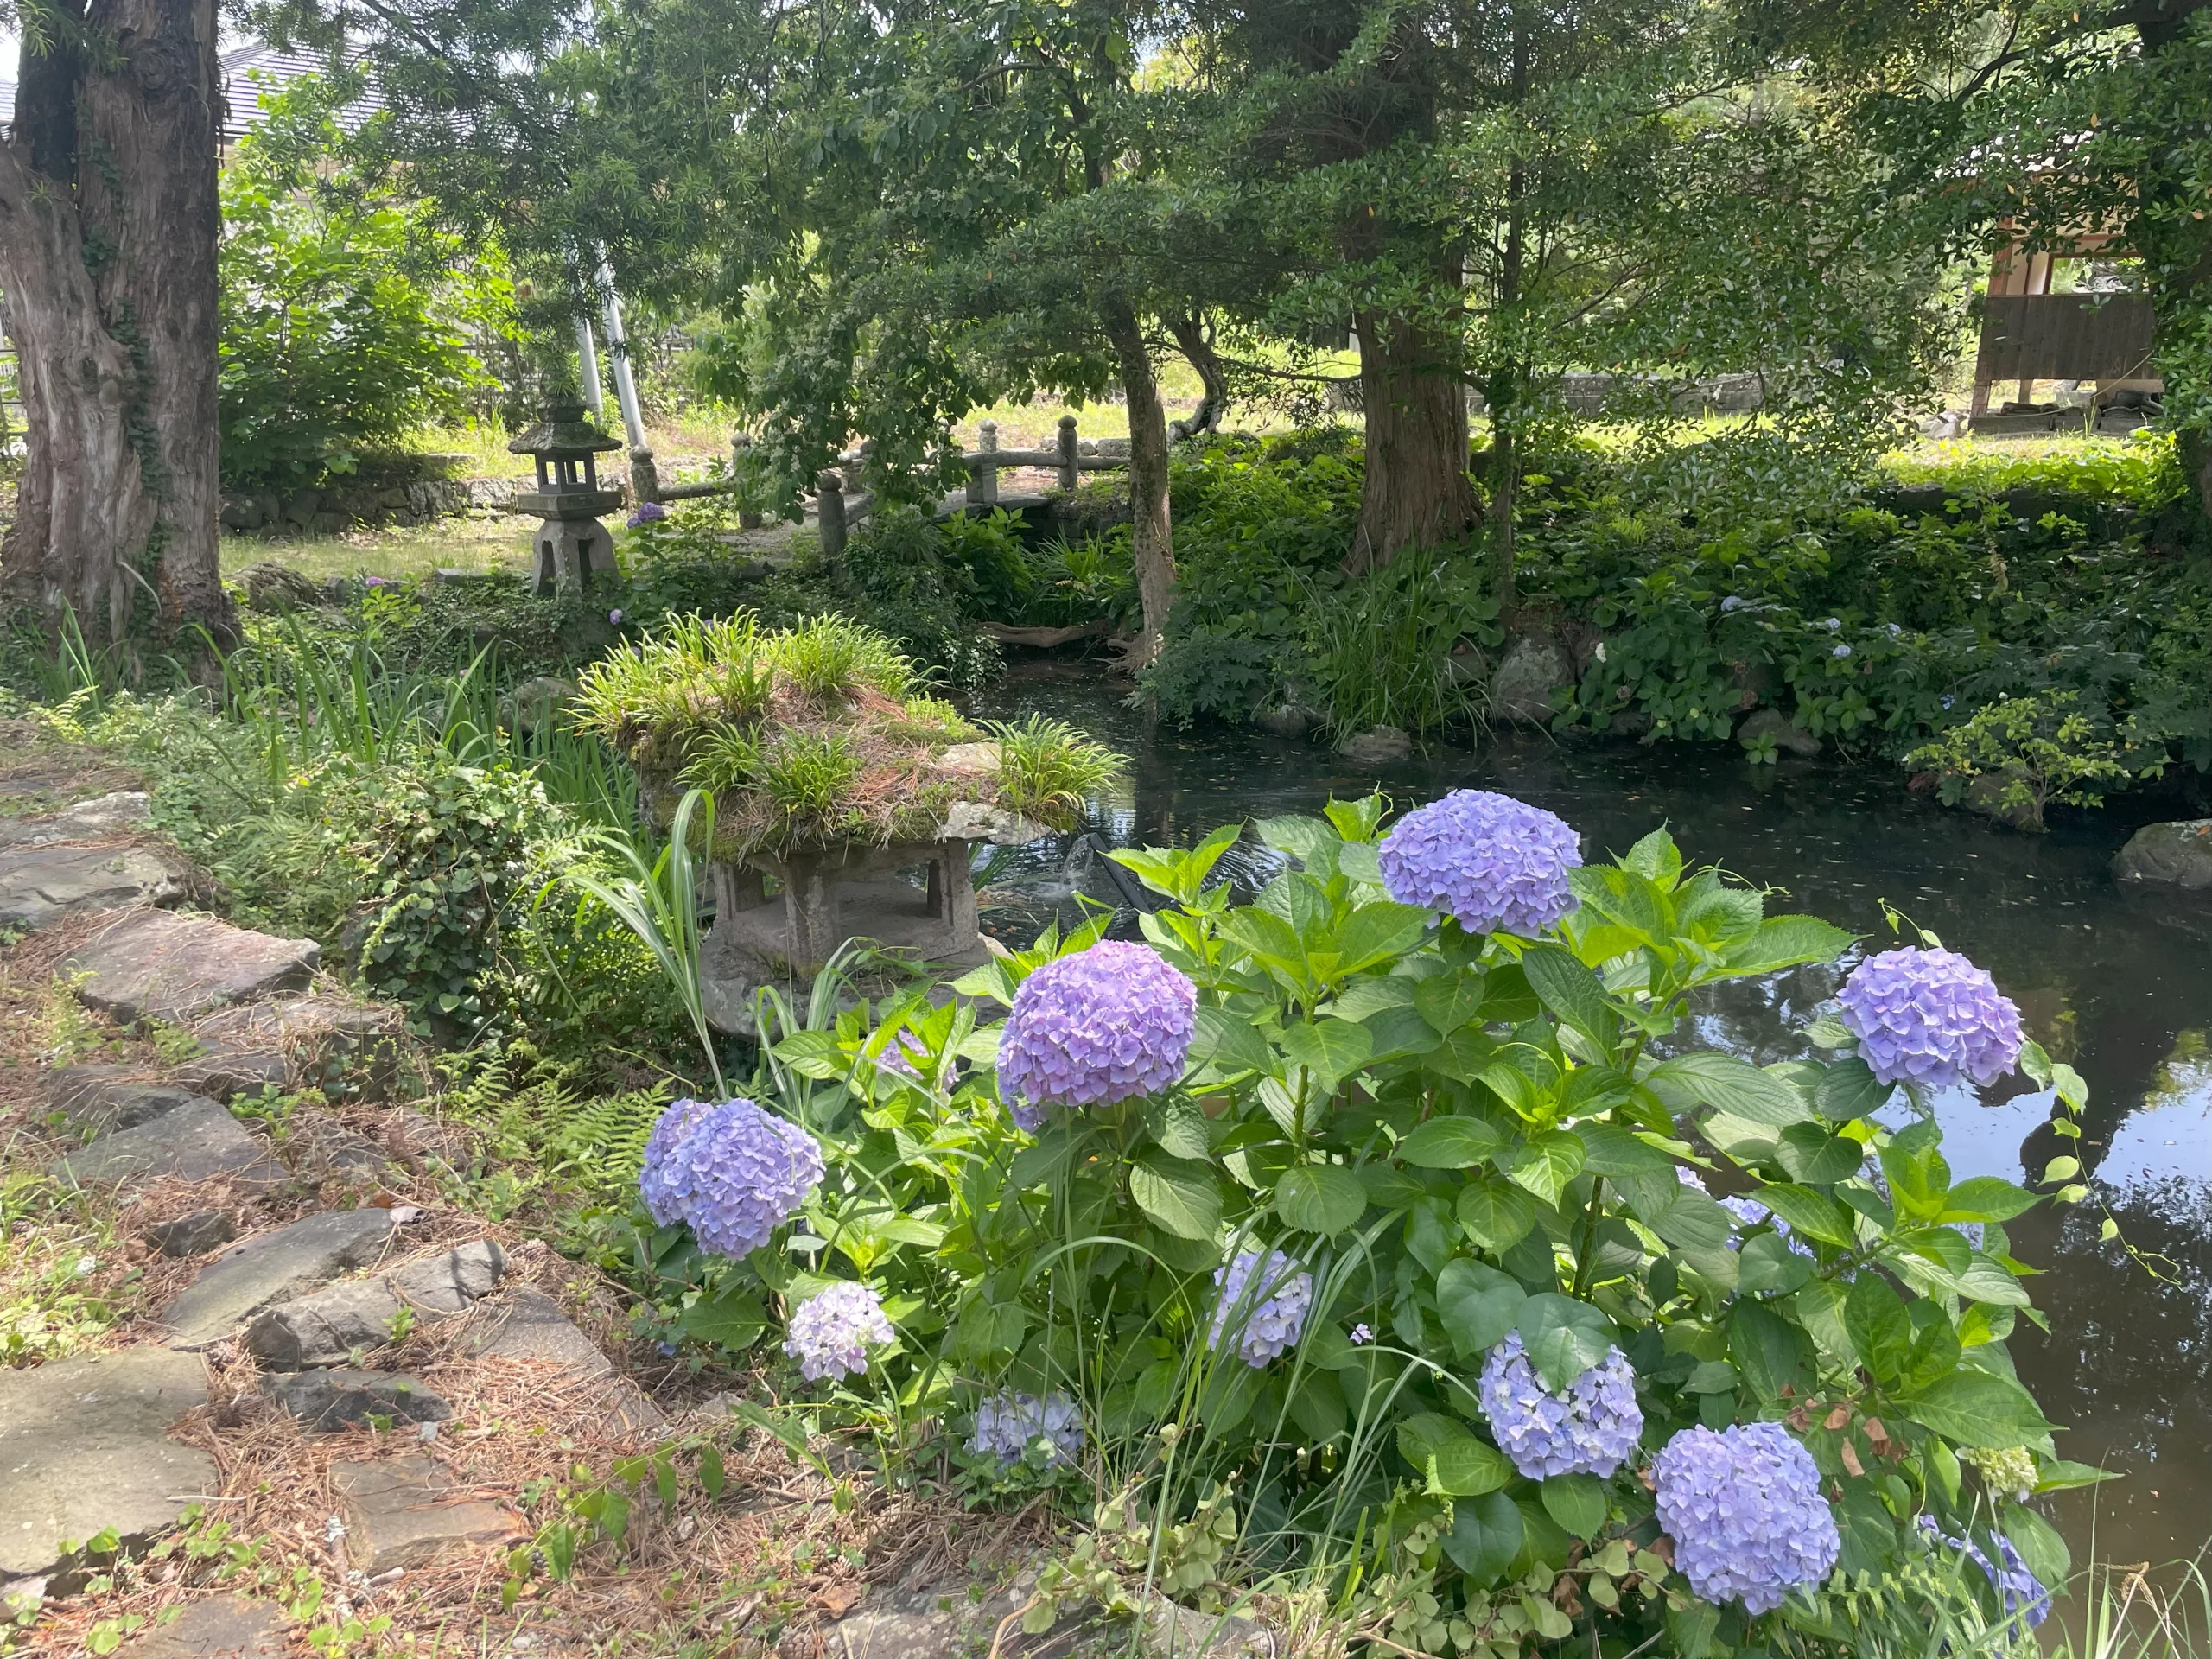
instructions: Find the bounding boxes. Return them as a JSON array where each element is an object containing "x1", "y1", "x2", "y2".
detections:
[
  {"x1": 1893, "y1": 1368, "x2": 2057, "y2": 1453},
  {"x1": 1738, "y1": 1232, "x2": 1815, "y2": 1295},
  {"x1": 1540, "y1": 1472, "x2": 1609, "y2": 1539},
  {"x1": 1516, "y1": 1293, "x2": 1615, "y2": 1390},
  {"x1": 1146, "y1": 1096, "x2": 1213, "y2": 1161},
  {"x1": 1720, "y1": 915, "x2": 1855, "y2": 976},
  {"x1": 1274, "y1": 1164, "x2": 1368, "y2": 1236},
  {"x1": 1646, "y1": 1052, "x2": 1815, "y2": 1128},
  {"x1": 1414, "y1": 969, "x2": 1489, "y2": 1035},
  {"x1": 680, "y1": 1287, "x2": 766, "y2": 1351},
  {"x1": 1777, "y1": 1122, "x2": 1866, "y2": 1185},
  {"x1": 1845, "y1": 1273, "x2": 1916, "y2": 1383},
  {"x1": 1400, "y1": 1114, "x2": 1506, "y2": 1169},
  {"x1": 1753, "y1": 1183, "x2": 1857, "y2": 1247},
  {"x1": 1437, "y1": 1259, "x2": 1527, "y2": 1357},
  {"x1": 1279, "y1": 1017, "x2": 1373, "y2": 1091},
  {"x1": 1937, "y1": 1176, "x2": 2040, "y2": 1224},
  {"x1": 2000, "y1": 1502, "x2": 2070, "y2": 1603},
  {"x1": 1440, "y1": 1489, "x2": 1524, "y2": 1586},
  {"x1": 1523, "y1": 944, "x2": 1619, "y2": 1048},
  {"x1": 1130, "y1": 1152, "x2": 1224, "y2": 1240},
  {"x1": 1727, "y1": 1299, "x2": 1814, "y2": 1401},
  {"x1": 1399, "y1": 1413, "x2": 1513, "y2": 1496},
  {"x1": 1333, "y1": 902, "x2": 1431, "y2": 976},
  {"x1": 1574, "y1": 1122, "x2": 1675, "y2": 1176},
  {"x1": 1507, "y1": 1130, "x2": 1586, "y2": 1206},
  {"x1": 1815, "y1": 1056, "x2": 1893, "y2": 1121},
  {"x1": 1188, "y1": 1004, "x2": 1277, "y2": 1078},
  {"x1": 1457, "y1": 1177, "x2": 1538, "y2": 1252}
]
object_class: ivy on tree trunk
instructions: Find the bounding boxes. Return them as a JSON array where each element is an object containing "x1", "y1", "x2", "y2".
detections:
[{"x1": 0, "y1": 0, "x2": 233, "y2": 647}]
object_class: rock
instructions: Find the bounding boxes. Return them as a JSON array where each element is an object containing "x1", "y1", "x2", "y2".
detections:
[
  {"x1": 1490, "y1": 633, "x2": 1573, "y2": 723},
  {"x1": 938, "y1": 800, "x2": 1046, "y2": 845},
  {"x1": 329, "y1": 1454, "x2": 523, "y2": 1571},
  {"x1": 826, "y1": 1579, "x2": 1272, "y2": 1659},
  {"x1": 46, "y1": 1067, "x2": 207, "y2": 1136},
  {"x1": 935, "y1": 741, "x2": 1002, "y2": 777},
  {"x1": 2113, "y1": 820, "x2": 2212, "y2": 888},
  {"x1": 50, "y1": 1098, "x2": 278, "y2": 1189},
  {"x1": 0, "y1": 789, "x2": 153, "y2": 848},
  {"x1": 191, "y1": 995, "x2": 409, "y2": 1101},
  {"x1": 1253, "y1": 704, "x2": 1321, "y2": 737},
  {"x1": 168, "y1": 1048, "x2": 290, "y2": 1103},
  {"x1": 146, "y1": 1209, "x2": 238, "y2": 1259},
  {"x1": 1446, "y1": 641, "x2": 1491, "y2": 686},
  {"x1": 1608, "y1": 710, "x2": 1653, "y2": 739},
  {"x1": 1736, "y1": 709, "x2": 1822, "y2": 759},
  {"x1": 118, "y1": 1594, "x2": 286, "y2": 1656},
  {"x1": 0, "y1": 1348, "x2": 214, "y2": 1580},
  {"x1": 1964, "y1": 766, "x2": 2044, "y2": 832},
  {"x1": 0, "y1": 843, "x2": 188, "y2": 930},
  {"x1": 263, "y1": 1369, "x2": 452, "y2": 1433},
  {"x1": 157, "y1": 1209, "x2": 397, "y2": 1350},
  {"x1": 245, "y1": 1241, "x2": 506, "y2": 1370},
  {"x1": 1335, "y1": 726, "x2": 1411, "y2": 767},
  {"x1": 65, "y1": 912, "x2": 320, "y2": 1025},
  {"x1": 290, "y1": 1121, "x2": 392, "y2": 1179},
  {"x1": 457, "y1": 1286, "x2": 610, "y2": 1376},
  {"x1": 503, "y1": 677, "x2": 577, "y2": 736},
  {"x1": 239, "y1": 563, "x2": 325, "y2": 613}
]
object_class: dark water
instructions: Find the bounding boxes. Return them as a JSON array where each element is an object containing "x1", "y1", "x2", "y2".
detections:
[{"x1": 969, "y1": 663, "x2": 2212, "y2": 1573}]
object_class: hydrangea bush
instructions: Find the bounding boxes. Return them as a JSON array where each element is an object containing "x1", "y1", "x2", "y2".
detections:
[{"x1": 708, "y1": 791, "x2": 2094, "y2": 1653}]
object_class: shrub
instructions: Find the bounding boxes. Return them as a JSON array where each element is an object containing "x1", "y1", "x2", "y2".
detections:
[
  {"x1": 1904, "y1": 690, "x2": 2163, "y2": 829},
  {"x1": 671, "y1": 793, "x2": 2096, "y2": 1651}
]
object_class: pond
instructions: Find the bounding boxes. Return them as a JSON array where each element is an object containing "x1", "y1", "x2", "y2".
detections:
[{"x1": 969, "y1": 661, "x2": 2212, "y2": 1575}]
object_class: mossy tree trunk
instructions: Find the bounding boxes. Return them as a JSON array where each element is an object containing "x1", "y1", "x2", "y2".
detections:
[{"x1": 1102, "y1": 297, "x2": 1176, "y2": 666}]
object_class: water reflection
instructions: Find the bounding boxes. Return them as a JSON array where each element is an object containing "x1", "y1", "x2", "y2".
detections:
[{"x1": 966, "y1": 664, "x2": 2212, "y2": 1567}]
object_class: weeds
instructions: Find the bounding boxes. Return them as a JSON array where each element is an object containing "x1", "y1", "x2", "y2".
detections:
[{"x1": 985, "y1": 714, "x2": 1127, "y2": 828}]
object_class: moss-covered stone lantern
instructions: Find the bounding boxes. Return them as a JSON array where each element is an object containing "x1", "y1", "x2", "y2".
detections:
[{"x1": 510, "y1": 399, "x2": 625, "y2": 594}]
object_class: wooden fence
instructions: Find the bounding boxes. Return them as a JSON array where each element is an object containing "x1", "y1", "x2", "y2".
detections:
[{"x1": 648, "y1": 413, "x2": 1132, "y2": 555}]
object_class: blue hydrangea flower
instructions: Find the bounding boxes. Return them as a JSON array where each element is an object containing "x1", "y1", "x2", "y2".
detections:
[
  {"x1": 1836, "y1": 947, "x2": 2024, "y2": 1092},
  {"x1": 784, "y1": 1281, "x2": 893, "y2": 1382},
  {"x1": 996, "y1": 941, "x2": 1197, "y2": 1119},
  {"x1": 1719, "y1": 1194, "x2": 1815, "y2": 1260},
  {"x1": 1478, "y1": 1331, "x2": 1643, "y2": 1479},
  {"x1": 1377, "y1": 790, "x2": 1582, "y2": 936},
  {"x1": 1916, "y1": 1516, "x2": 2050, "y2": 1629},
  {"x1": 636, "y1": 1097, "x2": 823, "y2": 1259},
  {"x1": 969, "y1": 1390, "x2": 1084, "y2": 1465},
  {"x1": 626, "y1": 502, "x2": 668, "y2": 528},
  {"x1": 1209, "y1": 1249, "x2": 1313, "y2": 1366},
  {"x1": 1654, "y1": 1421, "x2": 1840, "y2": 1613},
  {"x1": 1833, "y1": 644, "x2": 1853, "y2": 659}
]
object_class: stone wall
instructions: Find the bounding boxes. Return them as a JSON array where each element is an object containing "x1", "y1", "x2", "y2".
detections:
[{"x1": 219, "y1": 454, "x2": 519, "y2": 536}]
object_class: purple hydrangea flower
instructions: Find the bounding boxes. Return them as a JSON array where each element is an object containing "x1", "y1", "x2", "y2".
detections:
[
  {"x1": 1654, "y1": 1421, "x2": 1841, "y2": 1613},
  {"x1": 636, "y1": 1097, "x2": 823, "y2": 1259},
  {"x1": 1720, "y1": 596, "x2": 1746, "y2": 613},
  {"x1": 1833, "y1": 644, "x2": 1853, "y2": 659},
  {"x1": 870, "y1": 1031, "x2": 928, "y2": 1083},
  {"x1": 1209, "y1": 1249, "x2": 1313, "y2": 1366},
  {"x1": 1478, "y1": 1331, "x2": 1643, "y2": 1479},
  {"x1": 1351, "y1": 1323, "x2": 1374, "y2": 1344},
  {"x1": 1677, "y1": 1166, "x2": 1711, "y2": 1193},
  {"x1": 1719, "y1": 1194, "x2": 1815, "y2": 1260},
  {"x1": 785, "y1": 1281, "x2": 893, "y2": 1381},
  {"x1": 1916, "y1": 1516, "x2": 2050, "y2": 1629},
  {"x1": 364, "y1": 575, "x2": 394, "y2": 589},
  {"x1": 1836, "y1": 947, "x2": 2024, "y2": 1092},
  {"x1": 1822, "y1": 617, "x2": 1843, "y2": 632},
  {"x1": 969, "y1": 1390, "x2": 1084, "y2": 1465},
  {"x1": 626, "y1": 502, "x2": 668, "y2": 528},
  {"x1": 1377, "y1": 790, "x2": 1582, "y2": 936},
  {"x1": 996, "y1": 941, "x2": 1196, "y2": 1121},
  {"x1": 609, "y1": 608, "x2": 626, "y2": 625}
]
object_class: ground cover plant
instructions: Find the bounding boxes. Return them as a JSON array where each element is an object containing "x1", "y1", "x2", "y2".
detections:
[{"x1": 621, "y1": 784, "x2": 2110, "y2": 1656}]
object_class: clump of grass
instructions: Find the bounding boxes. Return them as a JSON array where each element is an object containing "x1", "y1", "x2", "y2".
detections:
[
  {"x1": 756, "y1": 731, "x2": 864, "y2": 835},
  {"x1": 986, "y1": 715, "x2": 1125, "y2": 829},
  {"x1": 769, "y1": 615, "x2": 911, "y2": 706},
  {"x1": 679, "y1": 726, "x2": 761, "y2": 796}
]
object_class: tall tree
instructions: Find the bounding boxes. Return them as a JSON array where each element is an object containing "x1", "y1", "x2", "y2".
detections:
[{"x1": 1, "y1": 0, "x2": 233, "y2": 645}]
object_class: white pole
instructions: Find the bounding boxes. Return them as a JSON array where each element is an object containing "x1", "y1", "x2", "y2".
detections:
[
  {"x1": 575, "y1": 316, "x2": 604, "y2": 419},
  {"x1": 595, "y1": 249, "x2": 648, "y2": 454}
]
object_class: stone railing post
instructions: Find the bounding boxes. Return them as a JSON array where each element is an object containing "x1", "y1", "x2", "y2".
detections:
[
  {"x1": 817, "y1": 470, "x2": 848, "y2": 556},
  {"x1": 629, "y1": 446, "x2": 661, "y2": 506},
  {"x1": 731, "y1": 432, "x2": 762, "y2": 529},
  {"x1": 976, "y1": 420, "x2": 999, "y2": 506},
  {"x1": 1057, "y1": 414, "x2": 1079, "y2": 493}
]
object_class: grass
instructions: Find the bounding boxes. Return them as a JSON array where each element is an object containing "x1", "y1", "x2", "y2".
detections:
[
  {"x1": 220, "y1": 517, "x2": 534, "y2": 583},
  {"x1": 986, "y1": 714, "x2": 1128, "y2": 823}
]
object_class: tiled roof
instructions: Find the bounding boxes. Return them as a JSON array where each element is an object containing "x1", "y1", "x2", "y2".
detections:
[{"x1": 0, "y1": 44, "x2": 380, "y2": 143}]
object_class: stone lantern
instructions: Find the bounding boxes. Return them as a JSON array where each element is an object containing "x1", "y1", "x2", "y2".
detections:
[{"x1": 510, "y1": 399, "x2": 625, "y2": 594}]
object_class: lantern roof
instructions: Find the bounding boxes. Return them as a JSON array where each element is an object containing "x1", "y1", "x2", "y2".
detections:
[{"x1": 510, "y1": 400, "x2": 622, "y2": 458}]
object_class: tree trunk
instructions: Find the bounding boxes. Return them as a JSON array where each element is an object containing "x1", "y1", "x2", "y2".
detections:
[
  {"x1": 1344, "y1": 307, "x2": 1478, "y2": 575},
  {"x1": 1102, "y1": 297, "x2": 1175, "y2": 667},
  {"x1": 1167, "y1": 311, "x2": 1228, "y2": 441},
  {"x1": 0, "y1": 0, "x2": 233, "y2": 650}
]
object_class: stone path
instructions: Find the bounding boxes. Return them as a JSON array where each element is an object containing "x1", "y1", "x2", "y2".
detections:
[{"x1": 0, "y1": 753, "x2": 654, "y2": 1647}]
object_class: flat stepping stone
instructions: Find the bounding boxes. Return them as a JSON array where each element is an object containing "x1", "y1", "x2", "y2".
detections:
[
  {"x1": 157, "y1": 1209, "x2": 397, "y2": 1351},
  {"x1": 49, "y1": 1098, "x2": 279, "y2": 1189},
  {"x1": 246, "y1": 1241, "x2": 506, "y2": 1370},
  {"x1": 119, "y1": 1594, "x2": 285, "y2": 1657},
  {"x1": 0, "y1": 843, "x2": 188, "y2": 931},
  {"x1": 46, "y1": 1066, "x2": 207, "y2": 1136},
  {"x1": 192, "y1": 995, "x2": 407, "y2": 1101},
  {"x1": 0, "y1": 789, "x2": 152, "y2": 849},
  {"x1": 66, "y1": 911, "x2": 320, "y2": 1025},
  {"x1": 0, "y1": 1348, "x2": 214, "y2": 1582},
  {"x1": 168, "y1": 1048, "x2": 289, "y2": 1104},
  {"x1": 329, "y1": 1453, "x2": 523, "y2": 1571},
  {"x1": 458, "y1": 1286, "x2": 666, "y2": 1434},
  {"x1": 146, "y1": 1209, "x2": 238, "y2": 1259},
  {"x1": 263, "y1": 1369, "x2": 451, "y2": 1433}
]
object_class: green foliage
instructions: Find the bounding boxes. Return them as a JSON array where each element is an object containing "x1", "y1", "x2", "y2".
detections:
[
  {"x1": 1300, "y1": 552, "x2": 1501, "y2": 738},
  {"x1": 722, "y1": 799, "x2": 2094, "y2": 1650},
  {"x1": 985, "y1": 715, "x2": 1127, "y2": 829},
  {"x1": 754, "y1": 731, "x2": 866, "y2": 833},
  {"x1": 218, "y1": 77, "x2": 507, "y2": 492},
  {"x1": 1904, "y1": 693, "x2": 2164, "y2": 831}
]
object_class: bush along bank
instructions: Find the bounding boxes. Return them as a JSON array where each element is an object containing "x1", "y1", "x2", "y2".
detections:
[
  {"x1": 631, "y1": 789, "x2": 2105, "y2": 1655},
  {"x1": 1141, "y1": 431, "x2": 2212, "y2": 823}
]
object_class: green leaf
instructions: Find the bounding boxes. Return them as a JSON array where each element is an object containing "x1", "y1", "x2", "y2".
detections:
[
  {"x1": 2033, "y1": 1459, "x2": 2119, "y2": 1494},
  {"x1": 1622, "y1": 827, "x2": 1683, "y2": 885},
  {"x1": 1575, "y1": 1122, "x2": 1675, "y2": 1176},
  {"x1": 1683, "y1": 1359, "x2": 1739, "y2": 1395},
  {"x1": 1738, "y1": 1233, "x2": 1814, "y2": 1295},
  {"x1": 1274, "y1": 1164, "x2": 1369, "y2": 1236},
  {"x1": 1280, "y1": 1018, "x2": 1374, "y2": 1090},
  {"x1": 1400, "y1": 1115, "x2": 1506, "y2": 1169},
  {"x1": 1937, "y1": 1177, "x2": 2041, "y2": 1224},
  {"x1": 1189, "y1": 1005, "x2": 1276, "y2": 1077},
  {"x1": 1522, "y1": 944, "x2": 1618, "y2": 1046},
  {"x1": 1646, "y1": 1053, "x2": 1815, "y2": 1128},
  {"x1": 2002, "y1": 1503, "x2": 2070, "y2": 1599},
  {"x1": 682, "y1": 1287, "x2": 767, "y2": 1351},
  {"x1": 1507, "y1": 1131, "x2": 1586, "y2": 1206},
  {"x1": 1516, "y1": 1294, "x2": 1615, "y2": 1390},
  {"x1": 1816, "y1": 1057, "x2": 1893, "y2": 1121},
  {"x1": 1437, "y1": 1259, "x2": 1529, "y2": 1358},
  {"x1": 1457, "y1": 1178, "x2": 1538, "y2": 1252},
  {"x1": 1723, "y1": 915, "x2": 1855, "y2": 975},
  {"x1": 1894, "y1": 1369, "x2": 2057, "y2": 1452},
  {"x1": 1440, "y1": 1490, "x2": 1523, "y2": 1587},
  {"x1": 1147, "y1": 1096, "x2": 1213, "y2": 1161},
  {"x1": 1335, "y1": 902, "x2": 1432, "y2": 974},
  {"x1": 1539, "y1": 1473, "x2": 1609, "y2": 1540},
  {"x1": 1728, "y1": 1300, "x2": 1814, "y2": 1402},
  {"x1": 1399, "y1": 1413, "x2": 1514, "y2": 1496},
  {"x1": 1778, "y1": 1122, "x2": 1866, "y2": 1185},
  {"x1": 1129, "y1": 1153, "x2": 1224, "y2": 1241},
  {"x1": 1845, "y1": 1273, "x2": 1916, "y2": 1384},
  {"x1": 1415, "y1": 970, "x2": 1488, "y2": 1034},
  {"x1": 1755, "y1": 1184, "x2": 1857, "y2": 1248}
]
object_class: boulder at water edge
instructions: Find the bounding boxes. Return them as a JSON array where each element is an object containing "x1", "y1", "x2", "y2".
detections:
[{"x1": 2114, "y1": 820, "x2": 2212, "y2": 889}]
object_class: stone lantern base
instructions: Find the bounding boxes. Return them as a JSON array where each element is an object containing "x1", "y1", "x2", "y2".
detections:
[
  {"x1": 528, "y1": 516, "x2": 618, "y2": 595},
  {"x1": 699, "y1": 839, "x2": 989, "y2": 1033}
]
